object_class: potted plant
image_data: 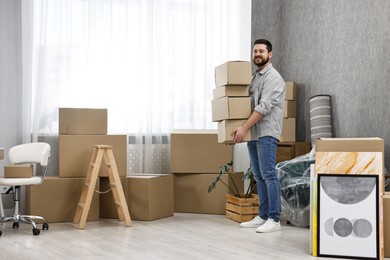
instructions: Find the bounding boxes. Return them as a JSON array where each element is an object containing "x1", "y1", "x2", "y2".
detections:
[{"x1": 208, "y1": 160, "x2": 259, "y2": 222}]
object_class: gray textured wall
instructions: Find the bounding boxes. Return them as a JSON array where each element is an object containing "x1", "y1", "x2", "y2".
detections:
[{"x1": 252, "y1": 0, "x2": 390, "y2": 172}]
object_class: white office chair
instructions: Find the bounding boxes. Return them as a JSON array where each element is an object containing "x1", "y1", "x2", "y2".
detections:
[{"x1": 0, "y1": 142, "x2": 51, "y2": 236}]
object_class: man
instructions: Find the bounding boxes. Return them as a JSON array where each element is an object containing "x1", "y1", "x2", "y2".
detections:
[{"x1": 233, "y1": 39, "x2": 285, "y2": 233}]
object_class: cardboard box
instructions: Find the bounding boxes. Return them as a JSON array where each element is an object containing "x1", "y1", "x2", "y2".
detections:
[
  {"x1": 315, "y1": 138, "x2": 384, "y2": 189},
  {"x1": 281, "y1": 118, "x2": 296, "y2": 142},
  {"x1": 315, "y1": 137, "x2": 384, "y2": 154},
  {"x1": 174, "y1": 172, "x2": 244, "y2": 214},
  {"x1": 4, "y1": 164, "x2": 33, "y2": 178},
  {"x1": 59, "y1": 134, "x2": 127, "y2": 178},
  {"x1": 384, "y1": 193, "x2": 390, "y2": 257},
  {"x1": 0, "y1": 148, "x2": 4, "y2": 160},
  {"x1": 213, "y1": 86, "x2": 249, "y2": 99},
  {"x1": 276, "y1": 142, "x2": 311, "y2": 163},
  {"x1": 59, "y1": 108, "x2": 107, "y2": 135},
  {"x1": 99, "y1": 177, "x2": 127, "y2": 219},
  {"x1": 212, "y1": 97, "x2": 251, "y2": 122},
  {"x1": 170, "y1": 130, "x2": 233, "y2": 173},
  {"x1": 215, "y1": 61, "x2": 252, "y2": 87},
  {"x1": 284, "y1": 100, "x2": 296, "y2": 118},
  {"x1": 217, "y1": 119, "x2": 250, "y2": 144},
  {"x1": 26, "y1": 176, "x2": 99, "y2": 223},
  {"x1": 125, "y1": 174, "x2": 174, "y2": 221},
  {"x1": 285, "y1": 82, "x2": 297, "y2": 100}
]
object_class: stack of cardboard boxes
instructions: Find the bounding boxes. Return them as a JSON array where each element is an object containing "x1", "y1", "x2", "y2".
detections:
[
  {"x1": 57, "y1": 108, "x2": 127, "y2": 179},
  {"x1": 211, "y1": 63, "x2": 297, "y2": 143},
  {"x1": 26, "y1": 108, "x2": 124, "y2": 222},
  {"x1": 25, "y1": 108, "x2": 173, "y2": 222},
  {"x1": 212, "y1": 61, "x2": 252, "y2": 143},
  {"x1": 277, "y1": 81, "x2": 311, "y2": 162},
  {"x1": 171, "y1": 130, "x2": 243, "y2": 214},
  {"x1": 281, "y1": 82, "x2": 297, "y2": 142}
]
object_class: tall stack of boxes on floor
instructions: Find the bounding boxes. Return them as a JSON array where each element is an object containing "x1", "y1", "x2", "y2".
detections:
[
  {"x1": 27, "y1": 108, "x2": 124, "y2": 222},
  {"x1": 25, "y1": 108, "x2": 173, "y2": 222},
  {"x1": 277, "y1": 81, "x2": 311, "y2": 163},
  {"x1": 171, "y1": 130, "x2": 243, "y2": 214},
  {"x1": 281, "y1": 82, "x2": 297, "y2": 142}
]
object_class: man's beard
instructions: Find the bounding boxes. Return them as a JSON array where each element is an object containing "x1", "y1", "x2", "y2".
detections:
[{"x1": 253, "y1": 56, "x2": 269, "y2": 67}]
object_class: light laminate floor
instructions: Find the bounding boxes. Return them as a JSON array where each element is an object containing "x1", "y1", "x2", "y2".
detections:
[{"x1": 0, "y1": 213, "x2": 384, "y2": 260}]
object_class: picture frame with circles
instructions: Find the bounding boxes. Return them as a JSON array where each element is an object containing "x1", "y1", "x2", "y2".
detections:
[{"x1": 317, "y1": 174, "x2": 379, "y2": 259}]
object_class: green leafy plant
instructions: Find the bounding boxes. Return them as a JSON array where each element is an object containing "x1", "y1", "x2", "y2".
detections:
[
  {"x1": 208, "y1": 160, "x2": 255, "y2": 198},
  {"x1": 242, "y1": 166, "x2": 255, "y2": 198}
]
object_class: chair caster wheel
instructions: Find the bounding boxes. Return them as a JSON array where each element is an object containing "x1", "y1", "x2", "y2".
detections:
[
  {"x1": 0, "y1": 230, "x2": 2, "y2": 236},
  {"x1": 13, "y1": 222, "x2": 19, "y2": 229},
  {"x1": 33, "y1": 228, "x2": 40, "y2": 236},
  {"x1": 42, "y1": 223, "x2": 49, "y2": 230}
]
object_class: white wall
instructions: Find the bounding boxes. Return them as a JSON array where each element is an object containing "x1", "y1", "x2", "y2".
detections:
[{"x1": 0, "y1": 0, "x2": 22, "y2": 175}]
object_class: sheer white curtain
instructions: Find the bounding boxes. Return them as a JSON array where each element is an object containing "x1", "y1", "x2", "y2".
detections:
[{"x1": 28, "y1": 0, "x2": 251, "y2": 174}]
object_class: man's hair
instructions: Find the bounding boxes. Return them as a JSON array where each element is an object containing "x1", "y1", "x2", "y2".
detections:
[{"x1": 253, "y1": 39, "x2": 272, "y2": 52}]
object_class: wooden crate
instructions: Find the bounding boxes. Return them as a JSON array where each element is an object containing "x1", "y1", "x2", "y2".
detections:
[{"x1": 225, "y1": 194, "x2": 259, "y2": 223}]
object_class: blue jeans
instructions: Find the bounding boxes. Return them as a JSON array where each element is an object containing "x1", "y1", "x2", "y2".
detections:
[{"x1": 247, "y1": 136, "x2": 281, "y2": 222}]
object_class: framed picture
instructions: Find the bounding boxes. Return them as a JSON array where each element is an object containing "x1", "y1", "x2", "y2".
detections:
[{"x1": 317, "y1": 174, "x2": 379, "y2": 259}]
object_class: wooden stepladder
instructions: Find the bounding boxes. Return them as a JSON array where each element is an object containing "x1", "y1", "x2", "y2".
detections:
[{"x1": 73, "y1": 145, "x2": 132, "y2": 229}]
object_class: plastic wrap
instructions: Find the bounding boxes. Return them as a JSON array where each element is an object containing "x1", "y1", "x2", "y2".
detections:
[{"x1": 277, "y1": 149, "x2": 315, "y2": 227}]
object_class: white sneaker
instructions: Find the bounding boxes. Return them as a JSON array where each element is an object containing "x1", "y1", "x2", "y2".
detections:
[
  {"x1": 255, "y1": 218, "x2": 281, "y2": 233},
  {"x1": 240, "y1": 216, "x2": 267, "y2": 228}
]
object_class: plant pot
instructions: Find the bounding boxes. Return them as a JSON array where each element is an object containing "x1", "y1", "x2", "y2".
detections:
[{"x1": 225, "y1": 193, "x2": 259, "y2": 223}]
